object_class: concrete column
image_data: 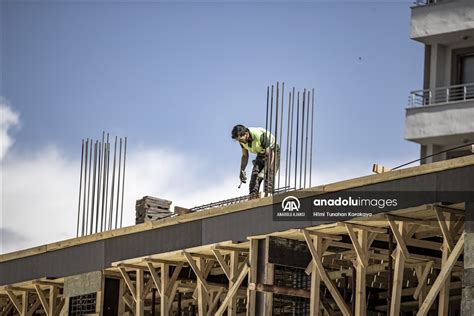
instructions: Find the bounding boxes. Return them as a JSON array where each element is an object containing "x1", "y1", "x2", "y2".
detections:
[{"x1": 461, "y1": 202, "x2": 474, "y2": 315}]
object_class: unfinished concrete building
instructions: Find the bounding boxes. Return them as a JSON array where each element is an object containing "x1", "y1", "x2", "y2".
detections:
[{"x1": 1, "y1": 0, "x2": 474, "y2": 315}]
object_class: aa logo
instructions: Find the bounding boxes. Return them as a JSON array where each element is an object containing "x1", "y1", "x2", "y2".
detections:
[{"x1": 282, "y1": 196, "x2": 300, "y2": 212}]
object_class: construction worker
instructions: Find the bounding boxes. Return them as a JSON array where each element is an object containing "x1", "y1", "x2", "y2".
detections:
[{"x1": 231, "y1": 124, "x2": 280, "y2": 196}]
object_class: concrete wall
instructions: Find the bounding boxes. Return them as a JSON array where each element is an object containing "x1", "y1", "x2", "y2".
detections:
[
  {"x1": 405, "y1": 101, "x2": 474, "y2": 141},
  {"x1": 462, "y1": 201, "x2": 474, "y2": 315},
  {"x1": 411, "y1": 0, "x2": 474, "y2": 40}
]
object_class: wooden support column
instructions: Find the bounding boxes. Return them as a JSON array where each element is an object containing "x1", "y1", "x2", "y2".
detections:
[
  {"x1": 436, "y1": 210, "x2": 453, "y2": 316},
  {"x1": 229, "y1": 250, "x2": 239, "y2": 316},
  {"x1": 32, "y1": 283, "x2": 63, "y2": 316},
  {"x1": 246, "y1": 239, "x2": 258, "y2": 316},
  {"x1": 160, "y1": 263, "x2": 169, "y2": 315},
  {"x1": 118, "y1": 265, "x2": 151, "y2": 316},
  {"x1": 387, "y1": 218, "x2": 409, "y2": 316},
  {"x1": 135, "y1": 268, "x2": 144, "y2": 316},
  {"x1": 310, "y1": 235, "x2": 322, "y2": 316},
  {"x1": 303, "y1": 230, "x2": 351, "y2": 316},
  {"x1": 417, "y1": 234, "x2": 465, "y2": 316},
  {"x1": 414, "y1": 261, "x2": 434, "y2": 309},
  {"x1": 5, "y1": 290, "x2": 23, "y2": 315},
  {"x1": 183, "y1": 251, "x2": 211, "y2": 315},
  {"x1": 215, "y1": 262, "x2": 250, "y2": 316}
]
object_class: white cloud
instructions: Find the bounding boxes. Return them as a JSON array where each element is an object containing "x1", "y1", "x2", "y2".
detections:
[{"x1": 0, "y1": 99, "x2": 20, "y2": 161}]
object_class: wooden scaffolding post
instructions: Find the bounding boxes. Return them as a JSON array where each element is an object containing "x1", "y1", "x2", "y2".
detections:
[
  {"x1": 246, "y1": 239, "x2": 258, "y2": 316},
  {"x1": 32, "y1": 283, "x2": 64, "y2": 316},
  {"x1": 215, "y1": 262, "x2": 250, "y2": 316},
  {"x1": 417, "y1": 233, "x2": 465, "y2": 316},
  {"x1": 344, "y1": 224, "x2": 370, "y2": 316},
  {"x1": 229, "y1": 250, "x2": 239, "y2": 316},
  {"x1": 183, "y1": 251, "x2": 211, "y2": 315},
  {"x1": 413, "y1": 260, "x2": 433, "y2": 308},
  {"x1": 302, "y1": 230, "x2": 351, "y2": 316},
  {"x1": 118, "y1": 265, "x2": 153, "y2": 316},
  {"x1": 386, "y1": 217, "x2": 409, "y2": 316},
  {"x1": 309, "y1": 235, "x2": 322, "y2": 316},
  {"x1": 436, "y1": 210, "x2": 453, "y2": 316}
]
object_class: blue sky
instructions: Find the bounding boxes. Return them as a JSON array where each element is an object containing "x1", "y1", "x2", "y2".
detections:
[{"x1": 1, "y1": 0, "x2": 423, "y2": 252}]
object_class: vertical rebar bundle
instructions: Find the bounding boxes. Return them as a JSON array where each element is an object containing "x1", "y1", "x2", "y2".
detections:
[
  {"x1": 76, "y1": 133, "x2": 128, "y2": 237},
  {"x1": 264, "y1": 82, "x2": 316, "y2": 194}
]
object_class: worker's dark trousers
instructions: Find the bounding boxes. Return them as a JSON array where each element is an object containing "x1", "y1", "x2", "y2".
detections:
[{"x1": 249, "y1": 150, "x2": 280, "y2": 195}]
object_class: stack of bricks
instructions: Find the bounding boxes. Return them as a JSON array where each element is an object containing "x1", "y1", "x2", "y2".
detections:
[{"x1": 135, "y1": 196, "x2": 172, "y2": 224}]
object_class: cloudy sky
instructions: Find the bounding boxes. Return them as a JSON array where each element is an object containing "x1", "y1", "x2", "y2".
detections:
[{"x1": 1, "y1": 0, "x2": 421, "y2": 254}]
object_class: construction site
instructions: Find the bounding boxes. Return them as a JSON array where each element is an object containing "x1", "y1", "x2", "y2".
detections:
[{"x1": 1, "y1": 0, "x2": 474, "y2": 315}]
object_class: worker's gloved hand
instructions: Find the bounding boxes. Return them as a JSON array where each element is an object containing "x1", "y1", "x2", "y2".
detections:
[{"x1": 240, "y1": 170, "x2": 247, "y2": 183}]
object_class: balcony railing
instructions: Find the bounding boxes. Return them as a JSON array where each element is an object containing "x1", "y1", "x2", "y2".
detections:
[
  {"x1": 413, "y1": 0, "x2": 441, "y2": 6},
  {"x1": 408, "y1": 83, "x2": 474, "y2": 107}
]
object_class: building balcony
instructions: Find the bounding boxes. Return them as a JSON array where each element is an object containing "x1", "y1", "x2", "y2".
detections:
[
  {"x1": 405, "y1": 83, "x2": 474, "y2": 144},
  {"x1": 411, "y1": 0, "x2": 474, "y2": 43}
]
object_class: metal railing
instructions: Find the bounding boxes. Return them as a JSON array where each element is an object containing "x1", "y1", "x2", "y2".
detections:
[
  {"x1": 413, "y1": 0, "x2": 441, "y2": 6},
  {"x1": 408, "y1": 82, "x2": 474, "y2": 107}
]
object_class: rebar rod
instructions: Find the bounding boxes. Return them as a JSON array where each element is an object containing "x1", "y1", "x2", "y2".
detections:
[
  {"x1": 96, "y1": 138, "x2": 103, "y2": 233},
  {"x1": 284, "y1": 91, "x2": 291, "y2": 191},
  {"x1": 120, "y1": 137, "x2": 127, "y2": 228},
  {"x1": 82, "y1": 139, "x2": 88, "y2": 236},
  {"x1": 309, "y1": 89, "x2": 315, "y2": 187},
  {"x1": 115, "y1": 138, "x2": 122, "y2": 229},
  {"x1": 100, "y1": 140, "x2": 108, "y2": 231},
  {"x1": 299, "y1": 89, "x2": 306, "y2": 189},
  {"x1": 109, "y1": 136, "x2": 117, "y2": 230},
  {"x1": 86, "y1": 139, "x2": 92, "y2": 234},
  {"x1": 267, "y1": 85, "x2": 274, "y2": 197},
  {"x1": 288, "y1": 88, "x2": 295, "y2": 190},
  {"x1": 76, "y1": 139, "x2": 84, "y2": 237},
  {"x1": 90, "y1": 141, "x2": 97, "y2": 234},
  {"x1": 304, "y1": 91, "x2": 310, "y2": 188},
  {"x1": 277, "y1": 82, "x2": 284, "y2": 191},
  {"x1": 294, "y1": 92, "x2": 300, "y2": 189},
  {"x1": 103, "y1": 134, "x2": 110, "y2": 231},
  {"x1": 273, "y1": 82, "x2": 279, "y2": 194}
]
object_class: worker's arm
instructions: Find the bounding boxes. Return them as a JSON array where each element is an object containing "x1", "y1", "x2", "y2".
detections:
[{"x1": 240, "y1": 148, "x2": 249, "y2": 172}]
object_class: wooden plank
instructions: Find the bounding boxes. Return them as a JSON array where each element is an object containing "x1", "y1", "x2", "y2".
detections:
[
  {"x1": 417, "y1": 234, "x2": 464, "y2": 316},
  {"x1": 390, "y1": 248, "x2": 405, "y2": 316},
  {"x1": 310, "y1": 235, "x2": 322, "y2": 316},
  {"x1": 354, "y1": 229, "x2": 368, "y2": 316},
  {"x1": 215, "y1": 264, "x2": 249, "y2": 316},
  {"x1": 372, "y1": 163, "x2": 392, "y2": 174},
  {"x1": 248, "y1": 283, "x2": 310, "y2": 298},
  {"x1": 208, "y1": 287, "x2": 224, "y2": 315},
  {"x1": 413, "y1": 261, "x2": 433, "y2": 300},
  {"x1": 167, "y1": 281, "x2": 179, "y2": 314},
  {"x1": 165, "y1": 263, "x2": 183, "y2": 298},
  {"x1": 196, "y1": 257, "x2": 209, "y2": 316},
  {"x1": 48, "y1": 286, "x2": 57, "y2": 316},
  {"x1": 5, "y1": 290, "x2": 22, "y2": 314},
  {"x1": 435, "y1": 205, "x2": 465, "y2": 216},
  {"x1": 438, "y1": 212, "x2": 452, "y2": 316},
  {"x1": 229, "y1": 251, "x2": 239, "y2": 316},
  {"x1": 435, "y1": 210, "x2": 454, "y2": 252},
  {"x1": 118, "y1": 267, "x2": 137, "y2": 302},
  {"x1": 345, "y1": 224, "x2": 367, "y2": 268},
  {"x1": 303, "y1": 230, "x2": 351, "y2": 316},
  {"x1": 159, "y1": 263, "x2": 168, "y2": 316},
  {"x1": 212, "y1": 249, "x2": 231, "y2": 280},
  {"x1": 145, "y1": 262, "x2": 162, "y2": 297},
  {"x1": 26, "y1": 297, "x2": 41, "y2": 316},
  {"x1": 246, "y1": 239, "x2": 258, "y2": 316},
  {"x1": 336, "y1": 222, "x2": 386, "y2": 234},
  {"x1": 135, "y1": 268, "x2": 144, "y2": 316},
  {"x1": 21, "y1": 291, "x2": 28, "y2": 316},
  {"x1": 33, "y1": 284, "x2": 50, "y2": 316},
  {"x1": 386, "y1": 218, "x2": 410, "y2": 259}
]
